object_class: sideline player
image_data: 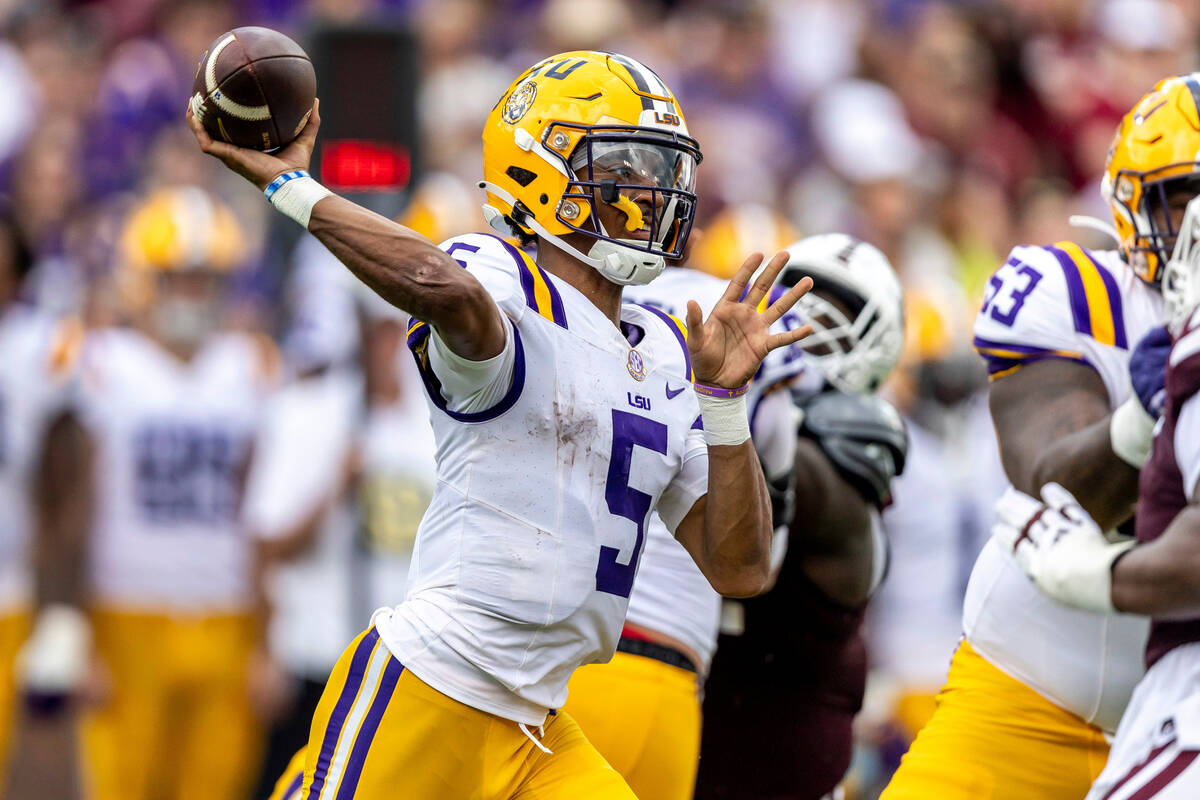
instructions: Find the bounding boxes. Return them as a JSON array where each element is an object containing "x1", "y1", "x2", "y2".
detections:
[
  {"x1": 993, "y1": 195, "x2": 1200, "y2": 798},
  {"x1": 0, "y1": 216, "x2": 90, "y2": 798},
  {"x1": 880, "y1": 75, "x2": 1200, "y2": 798},
  {"x1": 72, "y1": 187, "x2": 278, "y2": 800},
  {"x1": 562, "y1": 234, "x2": 907, "y2": 800},
  {"x1": 190, "y1": 50, "x2": 814, "y2": 799}
]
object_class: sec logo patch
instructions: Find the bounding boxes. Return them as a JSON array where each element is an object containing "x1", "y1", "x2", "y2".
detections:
[{"x1": 627, "y1": 349, "x2": 646, "y2": 381}]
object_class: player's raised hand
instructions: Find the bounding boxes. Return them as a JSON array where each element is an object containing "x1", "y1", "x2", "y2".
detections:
[
  {"x1": 185, "y1": 98, "x2": 321, "y2": 191},
  {"x1": 685, "y1": 250, "x2": 814, "y2": 389}
]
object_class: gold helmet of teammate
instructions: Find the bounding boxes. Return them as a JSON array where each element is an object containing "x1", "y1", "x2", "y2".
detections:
[
  {"x1": 119, "y1": 185, "x2": 247, "y2": 347},
  {"x1": 1104, "y1": 74, "x2": 1200, "y2": 284},
  {"x1": 480, "y1": 50, "x2": 702, "y2": 286},
  {"x1": 691, "y1": 205, "x2": 798, "y2": 279}
]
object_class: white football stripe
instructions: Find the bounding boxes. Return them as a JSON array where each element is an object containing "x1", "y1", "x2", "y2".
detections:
[{"x1": 205, "y1": 33, "x2": 271, "y2": 121}]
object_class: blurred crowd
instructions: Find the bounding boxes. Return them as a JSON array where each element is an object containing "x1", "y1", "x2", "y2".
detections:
[{"x1": 0, "y1": 0, "x2": 1196, "y2": 797}]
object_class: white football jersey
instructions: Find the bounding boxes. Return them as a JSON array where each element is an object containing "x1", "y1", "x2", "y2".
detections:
[
  {"x1": 0, "y1": 306, "x2": 79, "y2": 612},
  {"x1": 968, "y1": 241, "x2": 1160, "y2": 731},
  {"x1": 80, "y1": 328, "x2": 275, "y2": 613},
  {"x1": 622, "y1": 268, "x2": 728, "y2": 671},
  {"x1": 374, "y1": 234, "x2": 708, "y2": 725},
  {"x1": 243, "y1": 367, "x2": 363, "y2": 676}
]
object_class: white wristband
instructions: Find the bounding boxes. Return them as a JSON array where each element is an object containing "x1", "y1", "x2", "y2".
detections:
[
  {"x1": 697, "y1": 394, "x2": 750, "y2": 446},
  {"x1": 16, "y1": 604, "x2": 92, "y2": 694},
  {"x1": 1110, "y1": 396, "x2": 1156, "y2": 468},
  {"x1": 264, "y1": 170, "x2": 332, "y2": 229}
]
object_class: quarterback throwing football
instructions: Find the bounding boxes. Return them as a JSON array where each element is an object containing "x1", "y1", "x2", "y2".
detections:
[{"x1": 190, "y1": 50, "x2": 812, "y2": 799}]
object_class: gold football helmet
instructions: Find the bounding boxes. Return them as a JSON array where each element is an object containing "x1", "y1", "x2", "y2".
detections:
[
  {"x1": 1104, "y1": 74, "x2": 1200, "y2": 284},
  {"x1": 480, "y1": 51, "x2": 702, "y2": 285}
]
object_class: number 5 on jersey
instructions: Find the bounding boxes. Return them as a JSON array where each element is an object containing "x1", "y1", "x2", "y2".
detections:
[{"x1": 596, "y1": 409, "x2": 667, "y2": 598}]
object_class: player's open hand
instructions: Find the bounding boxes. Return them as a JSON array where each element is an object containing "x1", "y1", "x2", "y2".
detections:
[
  {"x1": 686, "y1": 251, "x2": 814, "y2": 389},
  {"x1": 186, "y1": 98, "x2": 321, "y2": 191}
]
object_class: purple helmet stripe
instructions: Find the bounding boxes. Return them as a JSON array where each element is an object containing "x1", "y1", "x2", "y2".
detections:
[
  {"x1": 1045, "y1": 246, "x2": 1093, "y2": 337},
  {"x1": 334, "y1": 657, "x2": 405, "y2": 800},
  {"x1": 305, "y1": 628, "x2": 380, "y2": 800}
]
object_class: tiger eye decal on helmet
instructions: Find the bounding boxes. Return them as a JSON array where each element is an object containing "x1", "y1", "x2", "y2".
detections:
[
  {"x1": 1104, "y1": 73, "x2": 1200, "y2": 286},
  {"x1": 480, "y1": 50, "x2": 702, "y2": 286}
]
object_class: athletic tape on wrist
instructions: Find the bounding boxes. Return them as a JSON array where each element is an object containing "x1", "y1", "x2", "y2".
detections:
[
  {"x1": 698, "y1": 393, "x2": 750, "y2": 446},
  {"x1": 264, "y1": 170, "x2": 332, "y2": 229},
  {"x1": 1110, "y1": 396, "x2": 1156, "y2": 469}
]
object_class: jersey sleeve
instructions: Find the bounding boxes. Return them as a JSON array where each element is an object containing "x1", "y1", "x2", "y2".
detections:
[
  {"x1": 406, "y1": 233, "x2": 532, "y2": 420},
  {"x1": 974, "y1": 243, "x2": 1128, "y2": 381},
  {"x1": 1174, "y1": 394, "x2": 1200, "y2": 499}
]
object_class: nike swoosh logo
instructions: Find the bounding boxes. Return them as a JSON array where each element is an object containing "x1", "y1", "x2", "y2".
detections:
[{"x1": 665, "y1": 384, "x2": 685, "y2": 400}]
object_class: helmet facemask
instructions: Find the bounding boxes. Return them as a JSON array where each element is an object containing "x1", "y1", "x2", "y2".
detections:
[
  {"x1": 544, "y1": 125, "x2": 700, "y2": 285},
  {"x1": 1113, "y1": 168, "x2": 1200, "y2": 282},
  {"x1": 1162, "y1": 193, "x2": 1200, "y2": 333},
  {"x1": 795, "y1": 282, "x2": 896, "y2": 394}
]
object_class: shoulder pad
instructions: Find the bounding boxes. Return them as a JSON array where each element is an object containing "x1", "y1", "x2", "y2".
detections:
[
  {"x1": 798, "y1": 390, "x2": 908, "y2": 507},
  {"x1": 442, "y1": 233, "x2": 573, "y2": 329}
]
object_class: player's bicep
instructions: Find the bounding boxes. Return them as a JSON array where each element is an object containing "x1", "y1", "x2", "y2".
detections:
[{"x1": 988, "y1": 358, "x2": 1110, "y2": 493}]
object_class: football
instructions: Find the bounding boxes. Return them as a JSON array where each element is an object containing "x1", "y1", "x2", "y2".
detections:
[{"x1": 189, "y1": 26, "x2": 316, "y2": 152}]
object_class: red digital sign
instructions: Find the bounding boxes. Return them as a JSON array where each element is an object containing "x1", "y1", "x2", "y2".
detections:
[{"x1": 320, "y1": 140, "x2": 411, "y2": 191}]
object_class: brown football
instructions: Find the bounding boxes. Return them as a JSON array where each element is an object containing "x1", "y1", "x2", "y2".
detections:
[{"x1": 190, "y1": 26, "x2": 316, "y2": 152}]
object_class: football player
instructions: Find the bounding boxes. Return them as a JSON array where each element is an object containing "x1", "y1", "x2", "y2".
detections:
[
  {"x1": 562, "y1": 234, "x2": 906, "y2": 800},
  {"x1": 991, "y1": 194, "x2": 1200, "y2": 798},
  {"x1": 189, "y1": 51, "x2": 813, "y2": 799},
  {"x1": 880, "y1": 75, "x2": 1200, "y2": 798},
  {"x1": 69, "y1": 186, "x2": 278, "y2": 800},
  {"x1": 0, "y1": 216, "x2": 89, "y2": 797}
]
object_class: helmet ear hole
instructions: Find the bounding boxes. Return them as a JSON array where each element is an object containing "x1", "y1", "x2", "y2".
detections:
[{"x1": 506, "y1": 166, "x2": 537, "y2": 187}]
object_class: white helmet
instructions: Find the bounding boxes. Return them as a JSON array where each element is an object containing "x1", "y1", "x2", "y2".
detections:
[
  {"x1": 1163, "y1": 194, "x2": 1200, "y2": 334},
  {"x1": 774, "y1": 233, "x2": 905, "y2": 393}
]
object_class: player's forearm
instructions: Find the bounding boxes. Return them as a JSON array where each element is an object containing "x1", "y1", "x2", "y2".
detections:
[
  {"x1": 699, "y1": 440, "x2": 772, "y2": 598},
  {"x1": 790, "y1": 439, "x2": 875, "y2": 607},
  {"x1": 1027, "y1": 418, "x2": 1139, "y2": 531},
  {"x1": 307, "y1": 196, "x2": 505, "y2": 360},
  {"x1": 32, "y1": 413, "x2": 93, "y2": 609},
  {"x1": 1112, "y1": 506, "x2": 1200, "y2": 618}
]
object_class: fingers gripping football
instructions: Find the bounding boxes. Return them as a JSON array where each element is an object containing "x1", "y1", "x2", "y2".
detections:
[
  {"x1": 186, "y1": 97, "x2": 321, "y2": 191},
  {"x1": 685, "y1": 250, "x2": 814, "y2": 389}
]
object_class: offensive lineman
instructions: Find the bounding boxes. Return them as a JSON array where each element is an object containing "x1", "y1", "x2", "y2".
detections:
[
  {"x1": 881, "y1": 76, "x2": 1200, "y2": 798},
  {"x1": 991, "y1": 194, "x2": 1200, "y2": 798},
  {"x1": 190, "y1": 51, "x2": 814, "y2": 799}
]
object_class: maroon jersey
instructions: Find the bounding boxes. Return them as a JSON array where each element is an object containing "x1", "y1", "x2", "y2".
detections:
[
  {"x1": 1136, "y1": 325, "x2": 1200, "y2": 667},
  {"x1": 696, "y1": 547, "x2": 867, "y2": 800}
]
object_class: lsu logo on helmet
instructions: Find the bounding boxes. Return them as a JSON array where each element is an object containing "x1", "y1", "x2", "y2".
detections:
[{"x1": 480, "y1": 51, "x2": 703, "y2": 287}]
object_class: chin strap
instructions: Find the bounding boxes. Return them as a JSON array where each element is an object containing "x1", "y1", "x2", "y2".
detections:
[{"x1": 478, "y1": 180, "x2": 665, "y2": 285}]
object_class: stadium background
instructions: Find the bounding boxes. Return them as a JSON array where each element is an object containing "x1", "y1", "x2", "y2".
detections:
[{"x1": 1, "y1": 0, "x2": 1195, "y2": 797}]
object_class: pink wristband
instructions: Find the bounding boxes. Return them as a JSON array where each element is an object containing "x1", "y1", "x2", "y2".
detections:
[{"x1": 693, "y1": 381, "x2": 750, "y2": 399}]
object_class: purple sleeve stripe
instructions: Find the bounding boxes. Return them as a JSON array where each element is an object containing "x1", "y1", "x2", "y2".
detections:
[
  {"x1": 334, "y1": 657, "x2": 405, "y2": 800},
  {"x1": 983, "y1": 352, "x2": 1090, "y2": 376},
  {"x1": 1084, "y1": 250, "x2": 1128, "y2": 349},
  {"x1": 489, "y1": 234, "x2": 568, "y2": 329},
  {"x1": 636, "y1": 303, "x2": 693, "y2": 381},
  {"x1": 1045, "y1": 245, "x2": 1093, "y2": 337},
  {"x1": 971, "y1": 336, "x2": 1068, "y2": 356},
  {"x1": 406, "y1": 321, "x2": 527, "y2": 423},
  {"x1": 305, "y1": 628, "x2": 380, "y2": 800}
]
